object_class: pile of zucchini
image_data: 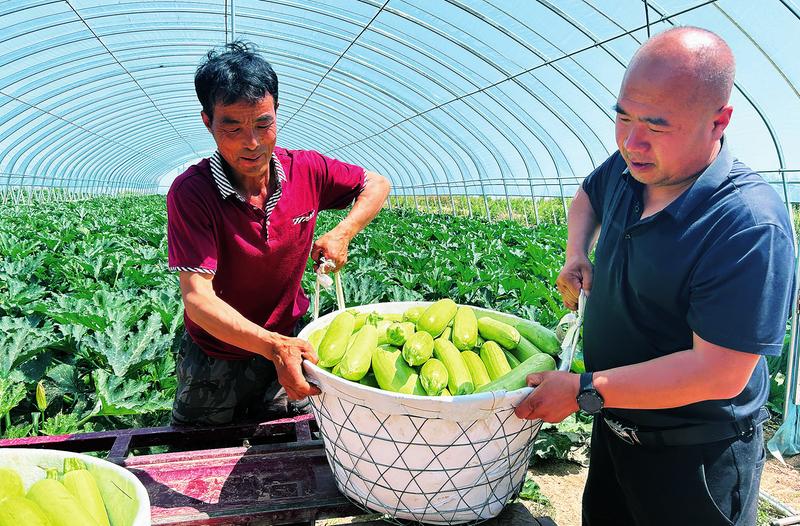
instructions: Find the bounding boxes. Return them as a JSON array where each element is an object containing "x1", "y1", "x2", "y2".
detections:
[
  {"x1": 0, "y1": 460, "x2": 113, "y2": 526},
  {"x1": 308, "y1": 299, "x2": 560, "y2": 396}
]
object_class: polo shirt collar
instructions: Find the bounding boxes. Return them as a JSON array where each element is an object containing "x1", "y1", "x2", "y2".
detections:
[
  {"x1": 209, "y1": 151, "x2": 287, "y2": 202},
  {"x1": 621, "y1": 137, "x2": 733, "y2": 222}
]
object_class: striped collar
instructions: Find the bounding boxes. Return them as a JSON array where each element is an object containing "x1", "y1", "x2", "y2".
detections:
[{"x1": 209, "y1": 151, "x2": 286, "y2": 202}]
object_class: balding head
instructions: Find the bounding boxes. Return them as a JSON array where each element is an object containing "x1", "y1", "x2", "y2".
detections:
[
  {"x1": 625, "y1": 27, "x2": 735, "y2": 112},
  {"x1": 614, "y1": 27, "x2": 735, "y2": 189}
]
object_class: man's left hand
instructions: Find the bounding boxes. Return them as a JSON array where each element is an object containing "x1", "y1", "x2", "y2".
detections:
[
  {"x1": 515, "y1": 371, "x2": 581, "y2": 423},
  {"x1": 311, "y1": 230, "x2": 350, "y2": 272}
]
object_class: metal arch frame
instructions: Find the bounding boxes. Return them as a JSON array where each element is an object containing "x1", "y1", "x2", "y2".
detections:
[
  {"x1": 0, "y1": 90, "x2": 158, "y2": 162},
  {"x1": 49, "y1": 118, "x2": 201, "y2": 192},
  {"x1": 324, "y1": 0, "x2": 626, "y2": 150},
  {"x1": 268, "y1": 33, "x2": 486, "y2": 202},
  {"x1": 324, "y1": 1, "x2": 720, "y2": 170},
  {"x1": 290, "y1": 12, "x2": 568, "y2": 210},
  {"x1": 8, "y1": 104, "x2": 177, "y2": 191},
  {"x1": 279, "y1": 38, "x2": 529, "y2": 212},
  {"x1": 278, "y1": 0, "x2": 390, "y2": 133},
  {"x1": 59, "y1": 122, "x2": 184, "y2": 191},
  {"x1": 0, "y1": 93, "x2": 172, "y2": 189},
  {"x1": 1, "y1": 87, "x2": 200, "y2": 189},
  {"x1": 273, "y1": 55, "x2": 486, "y2": 196},
  {"x1": 3, "y1": 2, "x2": 606, "y2": 195},
  {"x1": 219, "y1": 2, "x2": 602, "y2": 204},
  {"x1": 340, "y1": 0, "x2": 608, "y2": 201},
  {"x1": 344, "y1": 29, "x2": 529, "y2": 212},
  {"x1": 1, "y1": 19, "x2": 229, "y2": 188},
  {"x1": 332, "y1": 17, "x2": 598, "y2": 211},
  {"x1": 275, "y1": 72, "x2": 432, "y2": 189},
  {"x1": 41, "y1": 108, "x2": 200, "y2": 191},
  {"x1": 62, "y1": 0, "x2": 199, "y2": 159},
  {"x1": 0, "y1": 2, "x2": 788, "y2": 210},
  {"x1": 288, "y1": 100, "x2": 478, "y2": 206},
  {"x1": 448, "y1": 0, "x2": 617, "y2": 157}
]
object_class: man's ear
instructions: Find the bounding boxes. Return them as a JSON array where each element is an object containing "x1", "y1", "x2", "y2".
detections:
[
  {"x1": 711, "y1": 104, "x2": 732, "y2": 141},
  {"x1": 201, "y1": 111, "x2": 212, "y2": 130},
  {"x1": 274, "y1": 101, "x2": 279, "y2": 111}
]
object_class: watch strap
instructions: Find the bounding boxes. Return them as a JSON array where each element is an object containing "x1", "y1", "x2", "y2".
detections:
[{"x1": 579, "y1": 371, "x2": 595, "y2": 393}]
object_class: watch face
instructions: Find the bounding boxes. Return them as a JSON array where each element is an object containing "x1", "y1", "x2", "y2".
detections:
[{"x1": 578, "y1": 391, "x2": 603, "y2": 414}]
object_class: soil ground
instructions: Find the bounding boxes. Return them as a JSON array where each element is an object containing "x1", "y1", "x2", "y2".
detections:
[
  {"x1": 521, "y1": 422, "x2": 800, "y2": 526},
  {"x1": 520, "y1": 454, "x2": 799, "y2": 526}
]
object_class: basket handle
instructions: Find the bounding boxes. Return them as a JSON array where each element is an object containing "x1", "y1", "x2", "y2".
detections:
[
  {"x1": 312, "y1": 257, "x2": 346, "y2": 321},
  {"x1": 558, "y1": 289, "x2": 586, "y2": 371}
]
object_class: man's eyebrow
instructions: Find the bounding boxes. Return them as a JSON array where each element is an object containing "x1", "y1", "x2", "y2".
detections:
[
  {"x1": 220, "y1": 116, "x2": 240, "y2": 124},
  {"x1": 256, "y1": 115, "x2": 274, "y2": 123},
  {"x1": 613, "y1": 103, "x2": 670, "y2": 127}
]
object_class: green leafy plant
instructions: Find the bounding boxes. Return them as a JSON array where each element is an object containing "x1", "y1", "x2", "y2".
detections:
[
  {"x1": 532, "y1": 414, "x2": 594, "y2": 465},
  {"x1": 0, "y1": 195, "x2": 791, "y2": 443},
  {"x1": 517, "y1": 477, "x2": 552, "y2": 507}
]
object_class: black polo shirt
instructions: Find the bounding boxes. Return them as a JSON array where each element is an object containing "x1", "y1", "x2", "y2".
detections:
[{"x1": 582, "y1": 139, "x2": 795, "y2": 428}]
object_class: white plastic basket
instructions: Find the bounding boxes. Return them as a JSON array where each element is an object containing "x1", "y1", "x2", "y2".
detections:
[
  {"x1": 0, "y1": 448, "x2": 151, "y2": 526},
  {"x1": 300, "y1": 300, "x2": 578, "y2": 524}
]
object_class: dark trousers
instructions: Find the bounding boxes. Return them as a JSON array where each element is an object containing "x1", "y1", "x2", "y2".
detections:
[
  {"x1": 171, "y1": 330, "x2": 309, "y2": 427},
  {"x1": 583, "y1": 415, "x2": 766, "y2": 526}
]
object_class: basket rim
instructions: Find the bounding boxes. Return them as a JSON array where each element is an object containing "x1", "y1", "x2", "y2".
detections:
[{"x1": 300, "y1": 300, "x2": 570, "y2": 408}]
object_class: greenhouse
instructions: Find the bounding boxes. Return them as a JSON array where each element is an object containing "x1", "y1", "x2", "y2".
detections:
[{"x1": 1, "y1": 1, "x2": 798, "y2": 525}]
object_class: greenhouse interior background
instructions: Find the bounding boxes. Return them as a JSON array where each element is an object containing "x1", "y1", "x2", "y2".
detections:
[{"x1": 1, "y1": 0, "x2": 799, "y2": 522}]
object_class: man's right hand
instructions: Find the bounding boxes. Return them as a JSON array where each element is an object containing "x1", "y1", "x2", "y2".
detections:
[
  {"x1": 265, "y1": 334, "x2": 322, "y2": 400},
  {"x1": 556, "y1": 255, "x2": 593, "y2": 311}
]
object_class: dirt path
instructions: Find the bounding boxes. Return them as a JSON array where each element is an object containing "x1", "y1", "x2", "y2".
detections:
[{"x1": 521, "y1": 454, "x2": 799, "y2": 526}]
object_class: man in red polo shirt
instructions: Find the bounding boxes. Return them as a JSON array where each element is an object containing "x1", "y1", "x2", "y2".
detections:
[{"x1": 167, "y1": 41, "x2": 391, "y2": 426}]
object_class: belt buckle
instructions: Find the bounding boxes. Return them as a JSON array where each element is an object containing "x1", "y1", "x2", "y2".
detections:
[{"x1": 605, "y1": 417, "x2": 641, "y2": 445}]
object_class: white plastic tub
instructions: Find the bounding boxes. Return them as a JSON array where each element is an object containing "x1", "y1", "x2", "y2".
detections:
[{"x1": 0, "y1": 448, "x2": 151, "y2": 526}]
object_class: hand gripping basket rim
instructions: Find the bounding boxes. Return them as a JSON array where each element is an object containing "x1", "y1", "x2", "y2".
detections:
[{"x1": 299, "y1": 301, "x2": 573, "y2": 525}]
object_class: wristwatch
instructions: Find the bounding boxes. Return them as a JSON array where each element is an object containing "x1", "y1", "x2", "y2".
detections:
[{"x1": 576, "y1": 372, "x2": 604, "y2": 415}]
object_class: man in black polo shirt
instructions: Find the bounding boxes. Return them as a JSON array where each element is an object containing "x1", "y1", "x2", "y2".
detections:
[{"x1": 515, "y1": 27, "x2": 795, "y2": 526}]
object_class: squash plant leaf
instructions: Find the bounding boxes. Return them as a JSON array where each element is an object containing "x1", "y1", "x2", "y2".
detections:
[
  {"x1": 10, "y1": 352, "x2": 52, "y2": 384},
  {"x1": 0, "y1": 316, "x2": 54, "y2": 375},
  {"x1": 93, "y1": 369, "x2": 172, "y2": 416},
  {"x1": 0, "y1": 278, "x2": 47, "y2": 316},
  {"x1": 0, "y1": 377, "x2": 26, "y2": 419},
  {"x1": 46, "y1": 363, "x2": 81, "y2": 399},
  {"x1": 87, "y1": 313, "x2": 171, "y2": 377},
  {"x1": 36, "y1": 295, "x2": 108, "y2": 331}
]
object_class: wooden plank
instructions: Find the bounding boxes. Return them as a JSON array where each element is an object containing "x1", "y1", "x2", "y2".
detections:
[
  {"x1": 0, "y1": 415, "x2": 557, "y2": 526},
  {"x1": 0, "y1": 414, "x2": 316, "y2": 454},
  {"x1": 125, "y1": 441, "x2": 359, "y2": 525}
]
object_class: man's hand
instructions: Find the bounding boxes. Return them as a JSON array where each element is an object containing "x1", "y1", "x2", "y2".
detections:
[
  {"x1": 311, "y1": 230, "x2": 350, "y2": 272},
  {"x1": 556, "y1": 255, "x2": 593, "y2": 310},
  {"x1": 266, "y1": 335, "x2": 321, "y2": 400},
  {"x1": 515, "y1": 371, "x2": 580, "y2": 423}
]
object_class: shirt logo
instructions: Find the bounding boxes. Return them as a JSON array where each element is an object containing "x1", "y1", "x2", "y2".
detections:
[{"x1": 292, "y1": 210, "x2": 316, "y2": 225}]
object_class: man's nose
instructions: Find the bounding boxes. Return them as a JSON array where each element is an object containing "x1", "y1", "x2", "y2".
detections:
[
  {"x1": 624, "y1": 126, "x2": 648, "y2": 153},
  {"x1": 241, "y1": 128, "x2": 259, "y2": 149}
]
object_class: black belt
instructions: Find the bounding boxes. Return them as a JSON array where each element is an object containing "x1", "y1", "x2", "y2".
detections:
[{"x1": 602, "y1": 408, "x2": 769, "y2": 447}]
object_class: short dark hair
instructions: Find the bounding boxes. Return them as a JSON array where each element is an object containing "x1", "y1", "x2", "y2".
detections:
[{"x1": 195, "y1": 40, "x2": 279, "y2": 121}]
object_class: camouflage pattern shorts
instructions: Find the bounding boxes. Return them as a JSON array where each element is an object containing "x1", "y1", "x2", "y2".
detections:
[{"x1": 171, "y1": 330, "x2": 310, "y2": 427}]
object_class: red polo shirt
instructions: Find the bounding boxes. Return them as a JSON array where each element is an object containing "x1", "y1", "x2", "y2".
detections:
[{"x1": 167, "y1": 147, "x2": 365, "y2": 360}]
